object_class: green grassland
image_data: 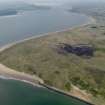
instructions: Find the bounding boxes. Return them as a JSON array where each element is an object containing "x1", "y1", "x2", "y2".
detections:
[{"x1": 0, "y1": 4, "x2": 105, "y2": 105}]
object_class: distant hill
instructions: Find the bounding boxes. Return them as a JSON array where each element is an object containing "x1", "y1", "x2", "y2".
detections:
[{"x1": 0, "y1": 2, "x2": 51, "y2": 16}]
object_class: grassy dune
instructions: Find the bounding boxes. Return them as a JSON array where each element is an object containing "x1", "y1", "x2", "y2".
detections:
[{"x1": 0, "y1": 4, "x2": 105, "y2": 105}]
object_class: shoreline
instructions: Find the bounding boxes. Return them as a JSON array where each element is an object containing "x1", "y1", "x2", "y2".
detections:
[
  {"x1": 0, "y1": 10, "x2": 28, "y2": 19},
  {"x1": 0, "y1": 64, "x2": 44, "y2": 87},
  {"x1": 0, "y1": 75, "x2": 43, "y2": 88},
  {"x1": 0, "y1": 14, "x2": 95, "y2": 52},
  {"x1": 40, "y1": 83, "x2": 94, "y2": 105},
  {"x1": 0, "y1": 14, "x2": 96, "y2": 104}
]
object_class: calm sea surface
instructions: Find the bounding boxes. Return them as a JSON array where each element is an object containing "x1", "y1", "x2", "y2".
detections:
[
  {"x1": 0, "y1": 78, "x2": 90, "y2": 105},
  {"x1": 0, "y1": 8, "x2": 91, "y2": 105},
  {"x1": 0, "y1": 8, "x2": 89, "y2": 47}
]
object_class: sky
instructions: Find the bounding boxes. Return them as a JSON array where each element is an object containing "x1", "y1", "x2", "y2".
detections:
[{"x1": 0, "y1": 0, "x2": 104, "y2": 5}]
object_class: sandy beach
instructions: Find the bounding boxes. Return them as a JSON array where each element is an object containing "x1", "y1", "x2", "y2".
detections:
[
  {"x1": 0, "y1": 63, "x2": 44, "y2": 87},
  {"x1": 0, "y1": 63, "x2": 92, "y2": 103}
]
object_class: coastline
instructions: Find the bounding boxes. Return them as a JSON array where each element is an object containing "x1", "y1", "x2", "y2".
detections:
[
  {"x1": 0, "y1": 64, "x2": 44, "y2": 87},
  {"x1": 0, "y1": 10, "x2": 27, "y2": 19},
  {"x1": 0, "y1": 13, "x2": 19, "y2": 19},
  {"x1": 0, "y1": 14, "x2": 96, "y2": 104},
  {"x1": 0, "y1": 14, "x2": 95, "y2": 52},
  {"x1": 40, "y1": 83, "x2": 94, "y2": 105}
]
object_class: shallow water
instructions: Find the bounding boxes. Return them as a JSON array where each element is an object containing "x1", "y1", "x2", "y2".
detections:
[
  {"x1": 0, "y1": 8, "x2": 89, "y2": 47},
  {"x1": 0, "y1": 78, "x2": 90, "y2": 105}
]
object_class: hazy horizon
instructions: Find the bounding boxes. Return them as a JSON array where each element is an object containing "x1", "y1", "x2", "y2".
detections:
[{"x1": 0, "y1": 0, "x2": 104, "y2": 5}]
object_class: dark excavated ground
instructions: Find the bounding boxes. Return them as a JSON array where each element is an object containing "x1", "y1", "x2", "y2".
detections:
[{"x1": 56, "y1": 43, "x2": 94, "y2": 57}]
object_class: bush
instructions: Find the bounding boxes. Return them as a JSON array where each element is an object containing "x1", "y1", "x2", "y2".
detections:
[
  {"x1": 44, "y1": 79, "x2": 53, "y2": 86},
  {"x1": 65, "y1": 82, "x2": 71, "y2": 91}
]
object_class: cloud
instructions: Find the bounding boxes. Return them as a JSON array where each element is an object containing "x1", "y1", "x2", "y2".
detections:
[{"x1": 0, "y1": 0, "x2": 104, "y2": 4}]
